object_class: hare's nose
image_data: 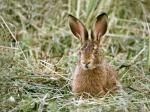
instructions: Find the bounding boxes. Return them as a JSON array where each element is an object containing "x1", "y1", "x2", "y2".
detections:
[{"x1": 83, "y1": 62, "x2": 90, "y2": 68}]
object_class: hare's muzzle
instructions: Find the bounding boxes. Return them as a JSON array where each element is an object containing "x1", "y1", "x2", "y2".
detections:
[{"x1": 81, "y1": 61, "x2": 93, "y2": 70}]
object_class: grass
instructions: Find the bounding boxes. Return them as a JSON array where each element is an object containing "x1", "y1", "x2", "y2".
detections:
[{"x1": 0, "y1": 0, "x2": 150, "y2": 111}]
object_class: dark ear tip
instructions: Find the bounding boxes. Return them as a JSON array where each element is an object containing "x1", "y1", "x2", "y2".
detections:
[
  {"x1": 68, "y1": 14, "x2": 73, "y2": 18},
  {"x1": 68, "y1": 14, "x2": 76, "y2": 19},
  {"x1": 97, "y1": 12, "x2": 108, "y2": 19},
  {"x1": 68, "y1": 14, "x2": 78, "y2": 22}
]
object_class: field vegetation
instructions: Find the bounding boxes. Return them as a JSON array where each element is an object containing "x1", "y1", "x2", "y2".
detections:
[{"x1": 0, "y1": 0, "x2": 150, "y2": 111}]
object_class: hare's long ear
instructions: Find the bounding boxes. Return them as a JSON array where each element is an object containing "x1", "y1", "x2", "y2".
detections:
[
  {"x1": 91, "y1": 13, "x2": 108, "y2": 42},
  {"x1": 68, "y1": 14, "x2": 88, "y2": 43}
]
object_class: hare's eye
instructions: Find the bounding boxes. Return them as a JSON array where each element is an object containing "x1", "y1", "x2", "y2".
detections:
[
  {"x1": 78, "y1": 51, "x2": 81, "y2": 55},
  {"x1": 94, "y1": 50, "x2": 98, "y2": 55}
]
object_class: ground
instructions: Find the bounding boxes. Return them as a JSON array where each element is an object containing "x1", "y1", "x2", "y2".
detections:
[{"x1": 0, "y1": 0, "x2": 150, "y2": 112}]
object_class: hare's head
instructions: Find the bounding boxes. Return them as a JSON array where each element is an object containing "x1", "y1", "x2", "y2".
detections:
[{"x1": 69, "y1": 13, "x2": 108, "y2": 70}]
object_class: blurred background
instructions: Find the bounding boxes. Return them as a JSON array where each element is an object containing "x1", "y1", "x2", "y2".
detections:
[{"x1": 0, "y1": 0, "x2": 150, "y2": 111}]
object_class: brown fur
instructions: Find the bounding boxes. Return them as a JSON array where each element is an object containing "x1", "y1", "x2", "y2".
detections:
[
  {"x1": 69, "y1": 13, "x2": 122, "y2": 96},
  {"x1": 71, "y1": 47, "x2": 120, "y2": 96}
]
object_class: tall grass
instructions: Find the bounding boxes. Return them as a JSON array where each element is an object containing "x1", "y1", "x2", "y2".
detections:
[{"x1": 0, "y1": 0, "x2": 150, "y2": 111}]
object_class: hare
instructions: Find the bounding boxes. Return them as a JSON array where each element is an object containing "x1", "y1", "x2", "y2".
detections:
[{"x1": 68, "y1": 13, "x2": 122, "y2": 96}]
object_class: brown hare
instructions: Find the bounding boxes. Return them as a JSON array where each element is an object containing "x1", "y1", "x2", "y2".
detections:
[{"x1": 69, "y1": 13, "x2": 122, "y2": 96}]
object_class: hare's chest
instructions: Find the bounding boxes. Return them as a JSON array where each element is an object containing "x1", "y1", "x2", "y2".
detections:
[{"x1": 72, "y1": 70, "x2": 107, "y2": 94}]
